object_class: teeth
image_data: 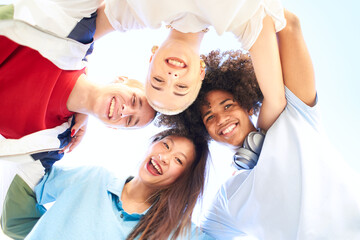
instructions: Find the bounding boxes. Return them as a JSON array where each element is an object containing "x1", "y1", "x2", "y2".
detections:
[
  {"x1": 168, "y1": 59, "x2": 185, "y2": 67},
  {"x1": 222, "y1": 124, "x2": 236, "y2": 135},
  {"x1": 109, "y1": 98, "x2": 115, "y2": 118},
  {"x1": 151, "y1": 159, "x2": 162, "y2": 174}
]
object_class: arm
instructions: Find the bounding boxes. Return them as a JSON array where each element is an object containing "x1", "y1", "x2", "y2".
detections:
[
  {"x1": 249, "y1": 16, "x2": 287, "y2": 131},
  {"x1": 277, "y1": 10, "x2": 316, "y2": 106},
  {"x1": 93, "y1": 2, "x2": 115, "y2": 40}
]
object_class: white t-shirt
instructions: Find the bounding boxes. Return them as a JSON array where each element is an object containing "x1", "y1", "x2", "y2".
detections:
[
  {"x1": 201, "y1": 87, "x2": 360, "y2": 240},
  {"x1": 104, "y1": 0, "x2": 286, "y2": 51}
]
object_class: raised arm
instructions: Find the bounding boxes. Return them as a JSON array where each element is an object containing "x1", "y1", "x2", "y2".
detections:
[
  {"x1": 93, "y1": 2, "x2": 115, "y2": 40},
  {"x1": 277, "y1": 10, "x2": 316, "y2": 106},
  {"x1": 249, "y1": 16, "x2": 287, "y2": 131}
]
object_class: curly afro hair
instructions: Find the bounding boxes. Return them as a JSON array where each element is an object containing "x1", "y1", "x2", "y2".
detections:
[{"x1": 156, "y1": 49, "x2": 263, "y2": 141}]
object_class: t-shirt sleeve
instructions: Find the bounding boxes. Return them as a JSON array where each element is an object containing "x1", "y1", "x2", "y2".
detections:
[
  {"x1": 104, "y1": 0, "x2": 145, "y2": 31},
  {"x1": 200, "y1": 171, "x2": 251, "y2": 239},
  {"x1": 34, "y1": 165, "x2": 100, "y2": 205}
]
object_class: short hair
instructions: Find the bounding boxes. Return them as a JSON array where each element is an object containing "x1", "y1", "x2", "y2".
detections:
[{"x1": 156, "y1": 49, "x2": 263, "y2": 141}]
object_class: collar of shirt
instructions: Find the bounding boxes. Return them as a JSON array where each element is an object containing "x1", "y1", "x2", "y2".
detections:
[{"x1": 107, "y1": 176, "x2": 149, "y2": 220}]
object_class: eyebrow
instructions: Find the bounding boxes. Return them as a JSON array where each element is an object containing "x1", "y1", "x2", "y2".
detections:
[
  {"x1": 202, "y1": 98, "x2": 232, "y2": 118},
  {"x1": 151, "y1": 83, "x2": 163, "y2": 91}
]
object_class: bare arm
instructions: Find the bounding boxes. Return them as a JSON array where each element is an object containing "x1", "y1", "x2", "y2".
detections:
[
  {"x1": 94, "y1": 3, "x2": 115, "y2": 40},
  {"x1": 249, "y1": 16, "x2": 287, "y2": 131},
  {"x1": 277, "y1": 10, "x2": 316, "y2": 106}
]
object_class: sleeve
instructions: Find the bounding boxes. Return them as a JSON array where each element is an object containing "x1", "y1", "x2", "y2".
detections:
[
  {"x1": 34, "y1": 165, "x2": 92, "y2": 205},
  {"x1": 104, "y1": 0, "x2": 145, "y2": 31},
  {"x1": 1, "y1": 174, "x2": 46, "y2": 240},
  {"x1": 200, "y1": 171, "x2": 251, "y2": 239}
]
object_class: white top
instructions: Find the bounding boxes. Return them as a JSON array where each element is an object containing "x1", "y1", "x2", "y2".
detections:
[
  {"x1": 0, "y1": 0, "x2": 101, "y2": 70},
  {"x1": 104, "y1": 0, "x2": 286, "y2": 51},
  {"x1": 201, "y1": 87, "x2": 360, "y2": 239}
]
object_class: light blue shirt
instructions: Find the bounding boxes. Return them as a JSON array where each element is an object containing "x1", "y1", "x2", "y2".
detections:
[
  {"x1": 201, "y1": 87, "x2": 360, "y2": 239},
  {"x1": 27, "y1": 165, "x2": 213, "y2": 240}
]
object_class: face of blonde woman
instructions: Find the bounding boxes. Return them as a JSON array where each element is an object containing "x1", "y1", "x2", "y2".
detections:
[
  {"x1": 138, "y1": 135, "x2": 196, "y2": 188},
  {"x1": 145, "y1": 40, "x2": 205, "y2": 114},
  {"x1": 93, "y1": 78, "x2": 156, "y2": 128}
]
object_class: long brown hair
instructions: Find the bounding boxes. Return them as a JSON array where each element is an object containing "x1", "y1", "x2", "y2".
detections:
[{"x1": 126, "y1": 128, "x2": 209, "y2": 240}]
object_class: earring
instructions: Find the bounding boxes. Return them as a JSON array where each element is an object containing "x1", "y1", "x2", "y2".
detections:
[
  {"x1": 200, "y1": 59, "x2": 206, "y2": 69},
  {"x1": 151, "y1": 45, "x2": 159, "y2": 54}
]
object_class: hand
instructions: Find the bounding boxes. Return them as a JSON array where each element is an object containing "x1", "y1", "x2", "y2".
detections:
[{"x1": 60, "y1": 113, "x2": 88, "y2": 153}]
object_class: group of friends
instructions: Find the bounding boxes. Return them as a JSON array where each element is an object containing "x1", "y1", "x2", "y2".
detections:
[{"x1": 1, "y1": 0, "x2": 360, "y2": 239}]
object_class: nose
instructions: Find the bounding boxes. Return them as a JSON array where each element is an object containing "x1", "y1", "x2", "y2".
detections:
[
  {"x1": 217, "y1": 114, "x2": 230, "y2": 126},
  {"x1": 158, "y1": 153, "x2": 169, "y2": 165},
  {"x1": 120, "y1": 104, "x2": 135, "y2": 117},
  {"x1": 167, "y1": 71, "x2": 179, "y2": 79}
]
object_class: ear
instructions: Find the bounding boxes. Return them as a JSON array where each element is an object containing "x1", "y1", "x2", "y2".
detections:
[
  {"x1": 248, "y1": 108, "x2": 254, "y2": 116},
  {"x1": 149, "y1": 45, "x2": 158, "y2": 63},
  {"x1": 200, "y1": 66, "x2": 206, "y2": 81}
]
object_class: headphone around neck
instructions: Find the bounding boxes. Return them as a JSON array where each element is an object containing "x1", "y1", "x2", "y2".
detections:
[{"x1": 233, "y1": 130, "x2": 265, "y2": 170}]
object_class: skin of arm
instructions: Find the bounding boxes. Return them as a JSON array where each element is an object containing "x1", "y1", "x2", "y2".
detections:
[
  {"x1": 249, "y1": 16, "x2": 287, "y2": 131},
  {"x1": 94, "y1": 2, "x2": 115, "y2": 40},
  {"x1": 277, "y1": 10, "x2": 316, "y2": 106}
]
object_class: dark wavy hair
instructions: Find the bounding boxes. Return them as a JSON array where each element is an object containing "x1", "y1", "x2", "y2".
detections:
[
  {"x1": 156, "y1": 49, "x2": 263, "y2": 141},
  {"x1": 127, "y1": 128, "x2": 209, "y2": 240}
]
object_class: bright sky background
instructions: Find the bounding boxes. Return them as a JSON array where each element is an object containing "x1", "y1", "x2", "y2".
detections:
[{"x1": 1, "y1": 0, "x2": 360, "y2": 239}]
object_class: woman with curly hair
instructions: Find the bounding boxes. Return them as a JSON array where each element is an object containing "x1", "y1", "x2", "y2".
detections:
[
  {"x1": 2, "y1": 128, "x2": 213, "y2": 240},
  {"x1": 157, "y1": 10, "x2": 360, "y2": 239}
]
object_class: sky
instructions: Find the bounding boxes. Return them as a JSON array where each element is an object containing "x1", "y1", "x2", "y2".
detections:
[{"x1": 1, "y1": 0, "x2": 360, "y2": 239}]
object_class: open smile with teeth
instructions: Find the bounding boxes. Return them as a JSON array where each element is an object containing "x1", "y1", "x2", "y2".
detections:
[
  {"x1": 221, "y1": 123, "x2": 237, "y2": 135},
  {"x1": 150, "y1": 159, "x2": 163, "y2": 175},
  {"x1": 167, "y1": 58, "x2": 186, "y2": 68},
  {"x1": 108, "y1": 97, "x2": 115, "y2": 118}
]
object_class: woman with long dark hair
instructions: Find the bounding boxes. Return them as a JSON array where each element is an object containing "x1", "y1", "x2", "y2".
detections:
[{"x1": 2, "y1": 128, "x2": 212, "y2": 240}]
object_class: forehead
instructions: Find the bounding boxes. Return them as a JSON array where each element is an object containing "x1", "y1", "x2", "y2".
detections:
[{"x1": 202, "y1": 90, "x2": 234, "y2": 109}]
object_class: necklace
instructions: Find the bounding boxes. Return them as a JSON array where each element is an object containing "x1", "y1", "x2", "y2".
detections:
[{"x1": 165, "y1": 24, "x2": 209, "y2": 33}]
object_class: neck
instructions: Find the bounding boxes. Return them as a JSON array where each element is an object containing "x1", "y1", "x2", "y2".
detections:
[
  {"x1": 66, "y1": 74, "x2": 96, "y2": 114},
  {"x1": 121, "y1": 177, "x2": 156, "y2": 213},
  {"x1": 167, "y1": 29, "x2": 204, "y2": 52}
]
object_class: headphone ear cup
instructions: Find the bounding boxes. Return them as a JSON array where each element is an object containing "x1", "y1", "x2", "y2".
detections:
[
  {"x1": 233, "y1": 148, "x2": 259, "y2": 170},
  {"x1": 244, "y1": 131, "x2": 265, "y2": 155}
]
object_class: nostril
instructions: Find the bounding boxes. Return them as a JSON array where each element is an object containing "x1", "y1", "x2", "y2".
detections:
[
  {"x1": 174, "y1": 74, "x2": 178, "y2": 77},
  {"x1": 168, "y1": 72, "x2": 171, "y2": 75}
]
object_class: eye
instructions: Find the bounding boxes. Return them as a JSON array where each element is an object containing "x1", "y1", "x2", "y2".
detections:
[
  {"x1": 176, "y1": 84, "x2": 188, "y2": 89},
  {"x1": 127, "y1": 116, "x2": 132, "y2": 126},
  {"x1": 175, "y1": 157, "x2": 183, "y2": 165},
  {"x1": 162, "y1": 141, "x2": 169, "y2": 149},
  {"x1": 132, "y1": 95, "x2": 136, "y2": 106},
  {"x1": 154, "y1": 77, "x2": 164, "y2": 83},
  {"x1": 224, "y1": 104, "x2": 233, "y2": 110},
  {"x1": 205, "y1": 115, "x2": 214, "y2": 123}
]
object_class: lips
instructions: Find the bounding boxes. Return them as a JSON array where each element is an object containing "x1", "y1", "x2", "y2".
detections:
[
  {"x1": 219, "y1": 122, "x2": 238, "y2": 136},
  {"x1": 166, "y1": 57, "x2": 186, "y2": 69},
  {"x1": 146, "y1": 158, "x2": 163, "y2": 176},
  {"x1": 108, "y1": 97, "x2": 115, "y2": 119}
]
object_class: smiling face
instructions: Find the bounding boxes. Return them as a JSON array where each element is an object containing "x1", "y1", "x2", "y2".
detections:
[
  {"x1": 93, "y1": 79, "x2": 156, "y2": 128},
  {"x1": 139, "y1": 135, "x2": 196, "y2": 189},
  {"x1": 145, "y1": 40, "x2": 205, "y2": 114},
  {"x1": 201, "y1": 90, "x2": 256, "y2": 147}
]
